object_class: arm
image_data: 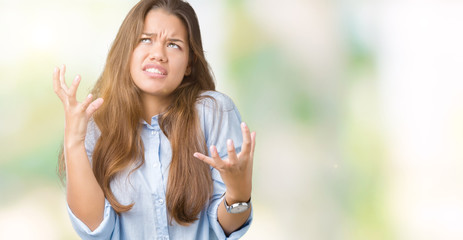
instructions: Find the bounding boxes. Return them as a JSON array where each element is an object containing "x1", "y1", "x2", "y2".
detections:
[
  {"x1": 53, "y1": 65, "x2": 105, "y2": 231},
  {"x1": 65, "y1": 141, "x2": 105, "y2": 231},
  {"x1": 194, "y1": 122, "x2": 256, "y2": 235}
]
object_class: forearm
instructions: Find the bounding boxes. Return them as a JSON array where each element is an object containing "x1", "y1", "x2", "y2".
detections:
[
  {"x1": 195, "y1": 122, "x2": 256, "y2": 236},
  {"x1": 65, "y1": 142, "x2": 105, "y2": 231},
  {"x1": 217, "y1": 194, "x2": 251, "y2": 236}
]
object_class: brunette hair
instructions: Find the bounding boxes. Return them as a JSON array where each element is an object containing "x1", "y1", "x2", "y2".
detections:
[{"x1": 59, "y1": 0, "x2": 215, "y2": 225}]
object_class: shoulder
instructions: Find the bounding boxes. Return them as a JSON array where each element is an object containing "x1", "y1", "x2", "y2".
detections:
[
  {"x1": 196, "y1": 91, "x2": 243, "y2": 151},
  {"x1": 197, "y1": 90, "x2": 237, "y2": 113}
]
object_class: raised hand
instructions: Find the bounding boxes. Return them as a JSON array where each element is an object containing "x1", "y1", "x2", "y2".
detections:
[
  {"x1": 53, "y1": 64, "x2": 104, "y2": 148},
  {"x1": 194, "y1": 122, "x2": 256, "y2": 203}
]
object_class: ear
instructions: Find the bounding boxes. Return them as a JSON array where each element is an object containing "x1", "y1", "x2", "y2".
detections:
[{"x1": 185, "y1": 66, "x2": 191, "y2": 76}]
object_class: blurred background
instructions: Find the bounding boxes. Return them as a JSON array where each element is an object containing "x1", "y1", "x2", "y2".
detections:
[{"x1": 1, "y1": 0, "x2": 463, "y2": 239}]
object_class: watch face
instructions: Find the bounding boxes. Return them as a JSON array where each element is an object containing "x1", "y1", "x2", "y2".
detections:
[{"x1": 229, "y1": 203, "x2": 250, "y2": 214}]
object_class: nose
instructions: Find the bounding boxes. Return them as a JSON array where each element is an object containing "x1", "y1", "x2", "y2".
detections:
[{"x1": 149, "y1": 42, "x2": 167, "y2": 62}]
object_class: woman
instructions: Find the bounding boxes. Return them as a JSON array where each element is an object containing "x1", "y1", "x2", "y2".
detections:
[{"x1": 52, "y1": 0, "x2": 255, "y2": 239}]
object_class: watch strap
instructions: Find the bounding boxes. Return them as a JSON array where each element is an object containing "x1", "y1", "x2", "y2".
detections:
[{"x1": 222, "y1": 192, "x2": 251, "y2": 214}]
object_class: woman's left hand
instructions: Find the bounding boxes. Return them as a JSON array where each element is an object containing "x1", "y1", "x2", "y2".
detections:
[{"x1": 194, "y1": 122, "x2": 256, "y2": 203}]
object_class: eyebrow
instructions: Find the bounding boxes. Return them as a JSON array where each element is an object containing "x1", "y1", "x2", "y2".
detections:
[{"x1": 141, "y1": 33, "x2": 185, "y2": 43}]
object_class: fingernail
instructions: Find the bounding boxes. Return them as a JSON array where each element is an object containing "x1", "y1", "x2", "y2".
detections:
[
  {"x1": 242, "y1": 122, "x2": 247, "y2": 128},
  {"x1": 193, "y1": 153, "x2": 199, "y2": 158},
  {"x1": 227, "y1": 139, "x2": 233, "y2": 147},
  {"x1": 54, "y1": 67, "x2": 58, "y2": 72},
  {"x1": 74, "y1": 75, "x2": 79, "y2": 83},
  {"x1": 87, "y1": 94, "x2": 92, "y2": 99},
  {"x1": 211, "y1": 145, "x2": 218, "y2": 155}
]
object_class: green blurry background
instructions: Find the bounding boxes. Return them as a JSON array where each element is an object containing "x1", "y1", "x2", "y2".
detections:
[{"x1": 1, "y1": 0, "x2": 463, "y2": 239}]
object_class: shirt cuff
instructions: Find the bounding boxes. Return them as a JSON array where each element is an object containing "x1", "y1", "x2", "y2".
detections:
[
  {"x1": 67, "y1": 199, "x2": 119, "y2": 240},
  {"x1": 207, "y1": 194, "x2": 253, "y2": 240}
]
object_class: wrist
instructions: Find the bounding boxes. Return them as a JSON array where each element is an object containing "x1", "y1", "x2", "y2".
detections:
[
  {"x1": 64, "y1": 138, "x2": 85, "y2": 150},
  {"x1": 225, "y1": 184, "x2": 252, "y2": 204},
  {"x1": 222, "y1": 192, "x2": 252, "y2": 214},
  {"x1": 224, "y1": 191, "x2": 251, "y2": 205}
]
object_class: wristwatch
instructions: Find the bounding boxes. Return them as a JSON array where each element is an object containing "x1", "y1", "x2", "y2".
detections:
[{"x1": 222, "y1": 193, "x2": 251, "y2": 214}]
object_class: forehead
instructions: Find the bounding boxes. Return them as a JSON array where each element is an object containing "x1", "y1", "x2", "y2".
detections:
[{"x1": 143, "y1": 8, "x2": 187, "y2": 39}]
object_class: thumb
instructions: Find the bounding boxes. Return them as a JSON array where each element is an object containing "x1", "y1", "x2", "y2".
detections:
[{"x1": 86, "y1": 98, "x2": 104, "y2": 118}]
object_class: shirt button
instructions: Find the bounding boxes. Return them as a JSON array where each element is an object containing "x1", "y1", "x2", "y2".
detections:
[
  {"x1": 151, "y1": 131, "x2": 155, "y2": 135},
  {"x1": 158, "y1": 199, "x2": 164, "y2": 205}
]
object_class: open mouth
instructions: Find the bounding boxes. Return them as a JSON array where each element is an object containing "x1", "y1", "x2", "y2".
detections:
[
  {"x1": 143, "y1": 63, "x2": 168, "y2": 76},
  {"x1": 145, "y1": 67, "x2": 166, "y2": 75}
]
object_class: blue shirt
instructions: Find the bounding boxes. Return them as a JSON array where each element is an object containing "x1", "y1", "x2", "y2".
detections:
[{"x1": 67, "y1": 91, "x2": 252, "y2": 240}]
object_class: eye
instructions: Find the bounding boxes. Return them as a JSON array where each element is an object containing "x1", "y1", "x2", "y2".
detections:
[
  {"x1": 167, "y1": 42, "x2": 180, "y2": 49},
  {"x1": 140, "y1": 38, "x2": 151, "y2": 43}
]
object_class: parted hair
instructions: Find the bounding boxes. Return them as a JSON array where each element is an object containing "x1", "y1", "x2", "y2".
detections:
[{"x1": 59, "y1": 0, "x2": 216, "y2": 225}]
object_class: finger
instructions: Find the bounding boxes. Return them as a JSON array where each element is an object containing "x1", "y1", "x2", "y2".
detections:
[
  {"x1": 240, "y1": 122, "x2": 252, "y2": 155},
  {"x1": 226, "y1": 139, "x2": 239, "y2": 163},
  {"x1": 52, "y1": 66, "x2": 66, "y2": 100},
  {"x1": 68, "y1": 75, "x2": 81, "y2": 99},
  {"x1": 250, "y1": 132, "x2": 256, "y2": 158},
  {"x1": 210, "y1": 145, "x2": 225, "y2": 168},
  {"x1": 193, "y1": 152, "x2": 217, "y2": 168},
  {"x1": 59, "y1": 64, "x2": 69, "y2": 93},
  {"x1": 85, "y1": 97, "x2": 104, "y2": 118},
  {"x1": 81, "y1": 94, "x2": 93, "y2": 111}
]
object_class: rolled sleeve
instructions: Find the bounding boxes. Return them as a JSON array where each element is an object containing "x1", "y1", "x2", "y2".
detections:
[
  {"x1": 208, "y1": 202, "x2": 253, "y2": 240},
  {"x1": 207, "y1": 169, "x2": 253, "y2": 240},
  {"x1": 67, "y1": 199, "x2": 120, "y2": 240}
]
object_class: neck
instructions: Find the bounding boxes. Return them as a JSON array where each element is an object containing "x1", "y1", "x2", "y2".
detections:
[{"x1": 141, "y1": 94, "x2": 173, "y2": 124}]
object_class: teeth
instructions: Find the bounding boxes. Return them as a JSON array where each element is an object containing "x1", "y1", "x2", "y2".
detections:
[{"x1": 145, "y1": 68, "x2": 165, "y2": 75}]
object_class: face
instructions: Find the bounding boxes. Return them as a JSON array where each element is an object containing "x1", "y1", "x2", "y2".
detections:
[{"x1": 130, "y1": 8, "x2": 190, "y2": 101}]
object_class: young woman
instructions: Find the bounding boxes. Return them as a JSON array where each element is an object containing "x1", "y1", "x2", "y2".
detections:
[{"x1": 52, "y1": 0, "x2": 255, "y2": 239}]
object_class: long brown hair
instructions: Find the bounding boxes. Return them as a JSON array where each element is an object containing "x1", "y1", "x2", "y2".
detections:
[{"x1": 59, "y1": 0, "x2": 216, "y2": 225}]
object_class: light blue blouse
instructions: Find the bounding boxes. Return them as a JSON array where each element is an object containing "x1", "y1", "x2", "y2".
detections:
[{"x1": 66, "y1": 91, "x2": 252, "y2": 240}]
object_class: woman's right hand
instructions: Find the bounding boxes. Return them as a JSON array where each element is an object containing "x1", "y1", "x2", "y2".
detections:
[{"x1": 53, "y1": 64, "x2": 104, "y2": 149}]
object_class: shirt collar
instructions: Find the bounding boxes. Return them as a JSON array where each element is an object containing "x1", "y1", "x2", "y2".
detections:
[{"x1": 140, "y1": 115, "x2": 160, "y2": 130}]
